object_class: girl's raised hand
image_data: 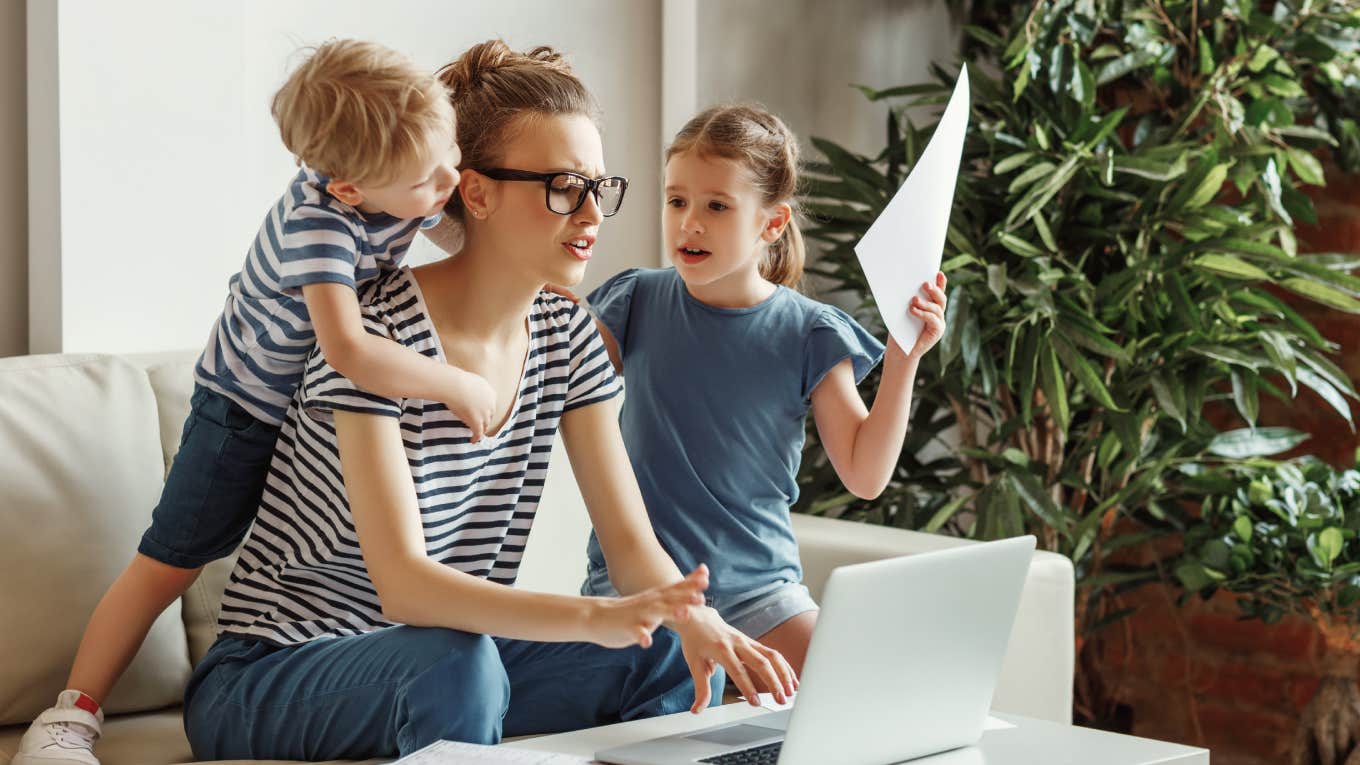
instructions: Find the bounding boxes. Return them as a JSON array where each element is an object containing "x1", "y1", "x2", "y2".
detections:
[{"x1": 904, "y1": 271, "x2": 947, "y2": 360}]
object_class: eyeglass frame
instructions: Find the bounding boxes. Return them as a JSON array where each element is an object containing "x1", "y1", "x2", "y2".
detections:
[{"x1": 472, "y1": 168, "x2": 629, "y2": 217}]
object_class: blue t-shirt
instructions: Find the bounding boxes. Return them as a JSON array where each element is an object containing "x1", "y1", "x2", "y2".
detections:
[{"x1": 585, "y1": 267, "x2": 884, "y2": 594}]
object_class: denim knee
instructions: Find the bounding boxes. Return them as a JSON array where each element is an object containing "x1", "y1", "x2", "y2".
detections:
[{"x1": 396, "y1": 628, "x2": 511, "y2": 753}]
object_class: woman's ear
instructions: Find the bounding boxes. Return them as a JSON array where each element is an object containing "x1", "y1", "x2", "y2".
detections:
[
  {"x1": 760, "y1": 203, "x2": 793, "y2": 243},
  {"x1": 326, "y1": 179, "x2": 366, "y2": 207},
  {"x1": 459, "y1": 168, "x2": 492, "y2": 220}
]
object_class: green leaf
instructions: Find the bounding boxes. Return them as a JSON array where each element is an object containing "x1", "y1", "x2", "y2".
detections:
[
  {"x1": 1287, "y1": 146, "x2": 1327, "y2": 186},
  {"x1": 1280, "y1": 278, "x2": 1360, "y2": 313},
  {"x1": 1009, "y1": 162, "x2": 1058, "y2": 194},
  {"x1": 1007, "y1": 470, "x2": 1072, "y2": 539},
  {"x1": 1297, "y1": 367, "x2": 1356, "y2": 428},
  {"x1": 994, "y1": 152, "x2": 1036, "y2": 175},
  {"x1": 998, "y1": 232, "x2": 1046, "y2": 258},
  {"x1": 1052, "y1": 335, "x2": 1122, "y2": 411},
  {"x1": 1316, "y1": 527, "x2": 1345, "y2": 570},
  {"x1": 1193, "y1": 254, "x2": 1270, "y2": 280},
  {"x1": 1181, "y1": 163, "x2": 1231, "y2": 210},
  {"x1": 1112, "y1": 155, "x2": 1188, "y2": 181},
  {"x1": 1039, "y1": 342, "x2": 1070, "y2": 434},
  {"x1": 922, "y1": 492, "x2": 971, "y2": 533},
  {"x1": 1234, "y1": 515, "x2": 1254, "y2": 542},
  {"x1": 1151, "y1": 373, "x2": 1188, "y2": 433},
  {"x1": 1232, "y1": 370, "x2": 1260, "y2": 427},
  {"x1": 1207, "y1": 427, "x2": 1310, "y2": 458}
]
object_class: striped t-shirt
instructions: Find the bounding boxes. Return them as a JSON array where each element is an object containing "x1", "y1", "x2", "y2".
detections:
[
  {"x1": 215, "y1": 268, "x2": 621, "y2": 646},
  {"x1": 194, "y1": 166, "x2": 440, "y2": 425}
]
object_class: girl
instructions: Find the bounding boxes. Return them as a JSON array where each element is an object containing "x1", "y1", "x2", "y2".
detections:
[
  {"x1": 582, "y1": 105, "x2": 948, "y2": 675},
  {"x1": 180, "y1": 43, "x2": 794, "y2": 761}
]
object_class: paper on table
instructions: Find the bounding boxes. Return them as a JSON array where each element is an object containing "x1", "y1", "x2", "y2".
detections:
[
  {"x1": 395, "y1": 740, "x2": 591, "y2": 765},
  {"x1": 740, "y1": 691, "x2": 796, "y2": 711},
  {"x1": 853, "y1": 66, "x2": 971, "y2": 353}
]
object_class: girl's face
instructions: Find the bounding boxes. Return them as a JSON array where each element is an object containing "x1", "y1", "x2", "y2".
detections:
[
  {"x1": 464, "y1": 113, "x2": 607, "y2": 289},
  {"x1": 663, "y1": 150, "x2": 787, "y2": 293}
]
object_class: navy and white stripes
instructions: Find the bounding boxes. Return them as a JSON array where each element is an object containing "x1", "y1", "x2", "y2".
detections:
[
  {"x1": 194, "y1": 167, "x2": 438, "y2": 425},
  {"x1": 215, "y1": 268, "x2": 620, "y2": 646}
]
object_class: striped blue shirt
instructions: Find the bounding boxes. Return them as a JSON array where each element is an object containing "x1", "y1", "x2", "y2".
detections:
[
  {"x1": 194, "y1": 167, "x2": 440, "y2": 425},
  {"x1": 215, "y1": 268, "x2": 621, "y2": 646}
]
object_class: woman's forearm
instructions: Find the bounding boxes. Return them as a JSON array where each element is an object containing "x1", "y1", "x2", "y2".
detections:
[{"x1": 377, "y1": 556, "x2": 602, "y2": 642}]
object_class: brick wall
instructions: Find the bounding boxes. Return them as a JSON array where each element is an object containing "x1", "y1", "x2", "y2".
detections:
[{"x1": 1092, "y1": 165, "x2": 1360, "y2": 765}]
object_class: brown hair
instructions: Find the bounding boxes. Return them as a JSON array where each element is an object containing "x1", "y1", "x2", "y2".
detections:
[
  {"x1": 272, "y1": 39, "x2": 453, "y2": 186},
  {"x1": 666, "y1": 105, "x2": 805, "y2": 289},
  {"x1": 436, "y1": 40, "x2": 598, "y2": 219}
]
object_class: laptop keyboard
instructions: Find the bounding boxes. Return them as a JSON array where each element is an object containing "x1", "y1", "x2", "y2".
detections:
[{"x1": 699, "y1": 741, "x2": 783, "y2": 764}]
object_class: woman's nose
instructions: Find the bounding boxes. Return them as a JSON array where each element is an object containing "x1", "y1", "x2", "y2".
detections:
[{"x1": 575, "y1": 189, "x2": 604, "y2": 225}]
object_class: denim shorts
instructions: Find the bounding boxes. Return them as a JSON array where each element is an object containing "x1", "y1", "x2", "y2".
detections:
[
  {"x1": 581, "y1": 566, "x2": 819, "y2": 640},
  {"x1": 137, "y1": 384, "x2": 280, "y2": 569}
]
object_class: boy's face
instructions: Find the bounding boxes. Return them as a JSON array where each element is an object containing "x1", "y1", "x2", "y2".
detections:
[{"x1": 350, "y1": 125, "x2": 461, "y2": 220}]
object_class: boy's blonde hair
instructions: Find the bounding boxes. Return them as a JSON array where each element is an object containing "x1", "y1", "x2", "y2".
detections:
[
  {"x1": 272, "y1": 39, "x2": 454, "y2": 186},
  {"x1": 666, "y1": 105, "x2": 806, "y2": 290}
]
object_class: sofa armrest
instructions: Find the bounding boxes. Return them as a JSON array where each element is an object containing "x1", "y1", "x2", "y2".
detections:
[{"x1": 790, "y1": 513, "x2": 1074, "y2": 724}]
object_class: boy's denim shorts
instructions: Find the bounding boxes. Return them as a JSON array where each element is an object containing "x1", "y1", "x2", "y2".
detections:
[
  {"x1": 137, "y1": 384, "x2": 281, "y2": 569},
  {"x1": 582, "y1": 565, "x2": 819, "y2": 639}
]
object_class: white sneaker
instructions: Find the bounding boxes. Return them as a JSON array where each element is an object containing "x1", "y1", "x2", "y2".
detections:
[{"x1": 10, "y1": 690, "x2": 103, "y2": 765}]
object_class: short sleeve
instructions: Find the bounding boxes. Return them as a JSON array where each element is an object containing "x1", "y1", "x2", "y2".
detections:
[
  {"x1": 801, "y1": 306, "x2": 886, "y2": 399},
  {"x1": 299, "y1": 310, "x2": 404, "y2": 421},
  {"x1": 563, "y1": 300, "x2": 623, "y2": 412},
  {"x1": 276, "y1": 203, "x2": 363, "y2": 294},
  {"x1": 419, "y1": 212, "x2": 443, "y2": 230},
  {"x1": 585, "y1": 268, "x2": 640, "y2": 356}
]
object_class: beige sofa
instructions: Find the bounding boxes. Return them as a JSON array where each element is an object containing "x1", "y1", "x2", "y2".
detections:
[{"x1": 0, "y1": 351, "x2": 1076, "y2": 765}]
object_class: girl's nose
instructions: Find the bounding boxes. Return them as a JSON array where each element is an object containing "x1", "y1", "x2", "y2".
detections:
[{"x1": 681, "y1": 213, "x2": 703, "y2": 234}]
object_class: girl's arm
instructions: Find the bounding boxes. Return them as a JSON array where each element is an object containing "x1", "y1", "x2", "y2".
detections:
[
  {"x1": 809, "y1": 273, "x2": 948, "y2": 500},
  {"x1": 303, "y1": 282, "x2": 498, "y2": 440},
  {"x1": 332, "y1": 408, "x2": 704, "y2": 648},
  {"x1": 559, "y1": 398, "x2": 797, "y2": 710}
]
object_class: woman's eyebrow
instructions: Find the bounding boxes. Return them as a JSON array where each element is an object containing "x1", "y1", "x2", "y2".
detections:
[{"x1": 548, "y1": 165, "x2": 608, "y2": 177}]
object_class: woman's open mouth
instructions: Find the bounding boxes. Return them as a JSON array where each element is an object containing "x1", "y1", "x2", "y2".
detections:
[{"x1": 564, "y1": 238, "x2": 594, "y2": 261}]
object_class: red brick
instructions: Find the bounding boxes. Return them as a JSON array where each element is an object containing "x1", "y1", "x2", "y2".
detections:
[
  {"x1": 1290, "y1": 675, "x2": 1323, "y2": 711},
  {"x1": 1196, "y1": 703, "x2": 1295, "y2": 762},
  {"x1": 1188, "y1": 611, "x2": 1319, "y2": 662},
  {"x1": 1199, "y1": 661, "x2": 1292, "y2": 709}
]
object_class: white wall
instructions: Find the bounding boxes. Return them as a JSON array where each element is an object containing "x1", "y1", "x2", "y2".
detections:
[
  {"x1": 0, "y1": 0, "x2": 25, "y2": 358},
  {"x1": 27, "y1": 0, "x2": 663, "y2": 355}
]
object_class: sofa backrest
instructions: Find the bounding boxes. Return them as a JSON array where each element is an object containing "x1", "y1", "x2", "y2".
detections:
[{"x1": 0, "y1": 354, "x2": 194, "y2": 725}]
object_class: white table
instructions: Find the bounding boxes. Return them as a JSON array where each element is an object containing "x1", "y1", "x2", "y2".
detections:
[{"x1": 506, "y1": 702, "x2": 1209, "y2": 765}]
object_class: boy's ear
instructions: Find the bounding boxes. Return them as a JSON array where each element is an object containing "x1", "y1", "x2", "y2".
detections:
[
  {"x1": 459, "y1": 168, "x2": 493, "y2": 220},
  {"x1": 326, "y1": 179, "x2": 365, "y2": 207},
  {"x1": 760, "y1": 203, "x2": 793, "y2": 243}
]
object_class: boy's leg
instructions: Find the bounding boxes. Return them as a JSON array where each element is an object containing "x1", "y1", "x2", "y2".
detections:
[
  {"x1": 184, "y1": 626, "x2": 510, "y2": 761},
  {"x1": 65, "y1": 555, "x2": 201, "y2": 703},
  {"x1": 497, "y1": 628, "x2": 724, "y2": 739}
]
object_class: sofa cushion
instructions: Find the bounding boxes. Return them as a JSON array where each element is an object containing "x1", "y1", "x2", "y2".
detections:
[{"x1": 0, "y1": 355, "x2": 193, "y2": 724}]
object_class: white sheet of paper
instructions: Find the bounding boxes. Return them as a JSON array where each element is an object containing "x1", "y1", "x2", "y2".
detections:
[
  {"x1": 853, "y1": 66, "x2": 970, "y2": 352},
  {"x1": 395, "y1": 740, "x2": 591, "y2": 765},
  {"x1": 740, "y1": 691, "x2": 797, "y2": 711}
]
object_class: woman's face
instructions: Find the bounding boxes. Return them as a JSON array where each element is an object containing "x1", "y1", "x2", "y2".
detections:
[{"x1": 471, "y1": 113, "x2": 607, "y2": 289}]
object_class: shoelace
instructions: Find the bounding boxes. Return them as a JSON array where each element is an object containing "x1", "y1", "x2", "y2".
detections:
[{"x1": 46, "y1": 721, "x2": 96, "y2": 751}]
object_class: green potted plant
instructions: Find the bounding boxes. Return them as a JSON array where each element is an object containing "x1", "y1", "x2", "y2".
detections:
[
  {"x1": 1177, "y1": 454, "x2": 1360, "y2": 764},
  {"x1": 794, "y1": 0, "x2": 1360, "y2": 724}
]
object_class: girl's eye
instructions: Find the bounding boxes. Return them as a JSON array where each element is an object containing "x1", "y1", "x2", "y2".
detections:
[
  {"x1": 708, "y1": 201, "x2": 727, "y2": 212},
  {"x1": 667, "y1": 197, "x2": 686, "y2": 208}
]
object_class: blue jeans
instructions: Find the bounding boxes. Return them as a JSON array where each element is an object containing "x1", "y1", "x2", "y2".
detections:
[
  {"x1": 184, "y1": 626, "x2": 723, "y2": 761},
  {"x1": 138, "y1": 384, "x2": 279, "y2": 568}
]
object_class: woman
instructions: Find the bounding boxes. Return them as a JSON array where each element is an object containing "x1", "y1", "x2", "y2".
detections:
[{"x1": 182, "y1": 40, "x2": 796, "y2": 761}]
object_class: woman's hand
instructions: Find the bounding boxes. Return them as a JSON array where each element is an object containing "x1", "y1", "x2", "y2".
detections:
[
  {"x1": 585, "y1": 565, "x2": 708, "y2": 649},
  {"x1": 891, "y1": 271, "x2": 948, "y2": 361},
  {"x1": 672, "y1": 606, "x2": 799, "y2": 714}
]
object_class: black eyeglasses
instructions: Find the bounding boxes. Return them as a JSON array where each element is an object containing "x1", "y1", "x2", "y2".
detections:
[{"x1": 474, "y1": 168, "x2": 628, "y2": 217}]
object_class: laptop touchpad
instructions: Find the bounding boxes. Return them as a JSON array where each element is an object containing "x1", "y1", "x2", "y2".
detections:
[{"x1": 686, "y1": 725, "x2": 780, "y2": 747}]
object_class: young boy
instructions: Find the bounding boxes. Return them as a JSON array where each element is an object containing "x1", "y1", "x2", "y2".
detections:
[{"x1": 14, "y1": 39, "x2": 488, "y2": 765}]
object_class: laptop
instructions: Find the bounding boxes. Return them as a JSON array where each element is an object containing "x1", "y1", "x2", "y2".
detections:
[{"x1": 595, "y1": 535, "x2": 1036, "y2": 765}]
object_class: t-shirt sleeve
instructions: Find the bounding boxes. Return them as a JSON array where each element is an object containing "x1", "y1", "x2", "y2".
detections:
[
  {"x1": 419, "y1": 212, "x2": 443, "y2": 230},
  {"x1": 584, "y1": 268, "x2": 641, "y2": 356},
  {"x1": 801, "y1": 306, "x2": 886, "y2": 399},
  {"x1": 276, "y1": 203, "x2": 363, "y2": 294},
  {"x1": 299, "y1": 309, "x2": 404, "y2": 420},
  {"x1": 564, "y1": 300, "x2": 623, "y2": 412}
]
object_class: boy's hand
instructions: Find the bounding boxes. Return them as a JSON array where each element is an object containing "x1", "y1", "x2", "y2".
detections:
[
  {"x1": 444, "y1": 369, "x2": 499, "y2": 443},
  {"x1": 545, "y1": 284, "x2": 582, "y2": 303},
  {"x1": 892, "y1": 271, "x2": 948, "y2": 361}
]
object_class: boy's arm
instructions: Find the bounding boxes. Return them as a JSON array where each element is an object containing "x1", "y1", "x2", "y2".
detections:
[{"x1": 302, "y1": 282, "x2": 498, "y2": 440}]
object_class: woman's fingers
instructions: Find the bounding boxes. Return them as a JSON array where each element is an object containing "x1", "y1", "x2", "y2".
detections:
[
  {"x1": 687, "y1": 656, "x2": 714, "y2": 714},
  {"x1": 721, "y1": 648, "x2": 761, "y2": 706},
  {"x1": 738, "y1": 642, "x2": 785, "y2": 704},
  {"x1": 763, "y1": 643, "x2": 799, "y2": 695}
]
